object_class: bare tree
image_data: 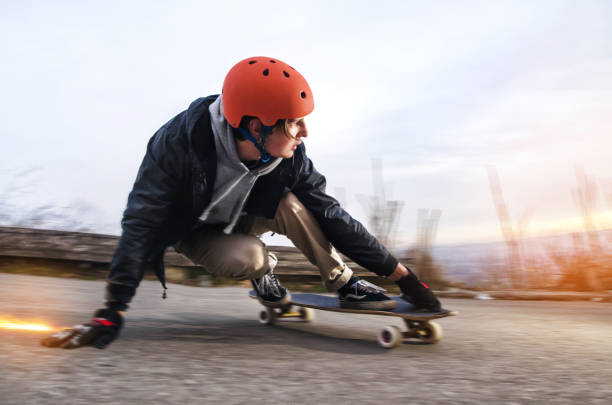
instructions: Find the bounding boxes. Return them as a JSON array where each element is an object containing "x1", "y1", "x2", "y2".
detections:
[
  {"x1": 602, "y1": 179, "x2": 612, "y2": 245},
  {"x1": 543, "y1": 167, "x2": 612, "y2": 291},
  {"x1": 416, "y1": 208, "x2": 441, "y2": 251},
  {"x1": 0, "y1": 167, "x2": 99, "y2": 232},
  {"x1": 413, "y1": 209, "x2": 445, "y2": 289},
  {"x1": 572, "y1": 167, "x2": 601, "y2": 254},
  {"x1": 552, "y1": 167, "x2": 607, "y2": 290},
  {"x1": 487, "y1": 165, "x2": 523, "y2": 288},
  {"x1": 355, "y1": 158, "x2": 447, "y2": 287},
  {"x1": 357, "y1": 158, "x2": 404, "y2": 250}
]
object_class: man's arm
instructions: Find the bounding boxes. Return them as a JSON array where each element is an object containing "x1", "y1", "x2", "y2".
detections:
[
  {"x1": 106, "y1": 130, "x2": 185, "y2": 310},
  {"x1": 290, "y1": 147, "x2": 398, "y2": 277},
  {"x1": 42, "y1": 122, "x2": 187, "y2": 349}
]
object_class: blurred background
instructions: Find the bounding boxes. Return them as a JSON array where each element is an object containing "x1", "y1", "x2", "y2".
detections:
[{"x1": 1, "y1": 0, "x2": 611, "y2": 291}]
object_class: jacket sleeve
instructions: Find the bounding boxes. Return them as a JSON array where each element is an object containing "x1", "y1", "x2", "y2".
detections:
[
  {"x1": 106, "y1": 130, "x2": 185, "y2": 311},
  {"x1": 289, "y1": 148, "x2": 398, "y2": 277}
]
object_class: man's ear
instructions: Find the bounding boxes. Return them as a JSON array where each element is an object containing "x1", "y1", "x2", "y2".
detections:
[{"x1": 247, "y1": 118, "x2": 263, "y2": 141}]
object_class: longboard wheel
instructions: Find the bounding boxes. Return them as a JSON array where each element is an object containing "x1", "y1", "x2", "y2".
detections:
[
  {"x1": 414, "y1": 321, "x2": 442, "y2": 343},
  {"x1": 298, "y1": 307, "x2": 315, "y2": 322},
  {"x1": 377, "y1": 325, "x2": 402, "y2": 349},
  {"x1": 258, "y1": 308, "x2": 278, "y2": 325}
]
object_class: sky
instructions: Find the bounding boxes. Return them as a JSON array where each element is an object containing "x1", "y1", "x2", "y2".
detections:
[{"x1": 1, "y1": 0, "x2": 611, "y2": 247}]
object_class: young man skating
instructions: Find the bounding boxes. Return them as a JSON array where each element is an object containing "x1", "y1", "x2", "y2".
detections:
[{"x1": 42, "y1": 56, "x2": 442, "y2": 349}]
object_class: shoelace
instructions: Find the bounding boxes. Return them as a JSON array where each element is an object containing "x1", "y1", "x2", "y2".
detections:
[
  {"x1": 257, "y1": 271, "x2": 282, "y2": 297},
  {"x1": 351, "y1": 279, "x2": 387, "y2": 294}
]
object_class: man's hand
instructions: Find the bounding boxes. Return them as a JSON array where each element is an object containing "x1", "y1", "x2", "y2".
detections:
[{"x1": 40, "y1": 308, "x2": 123, "y2": 349}]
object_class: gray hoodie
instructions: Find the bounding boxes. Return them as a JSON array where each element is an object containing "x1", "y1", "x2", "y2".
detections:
[{"x1": 199, "y1": 96, "x2": 282, "y2": 233}]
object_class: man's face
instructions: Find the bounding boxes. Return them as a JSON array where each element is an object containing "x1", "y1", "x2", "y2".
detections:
[{"x1": 265, "y1": 117, "x2": 308, "y2": 159}]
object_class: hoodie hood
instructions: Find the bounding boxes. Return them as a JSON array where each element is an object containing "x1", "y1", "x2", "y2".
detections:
[{"x1": 199, "y1": 96, "x2": 281, "y2": 233}]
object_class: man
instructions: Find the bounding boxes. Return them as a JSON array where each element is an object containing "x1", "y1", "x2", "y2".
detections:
[{"x1": 41, "y1": 56, "x2": 442, "y2": 350}]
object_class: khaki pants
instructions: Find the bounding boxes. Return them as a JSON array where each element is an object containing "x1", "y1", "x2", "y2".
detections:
[{"x1": 175, "y1": 192, "x2": 353, "y2": 291}]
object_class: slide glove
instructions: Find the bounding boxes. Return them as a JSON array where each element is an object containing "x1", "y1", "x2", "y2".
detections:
[{"x1": 40, "y1": 308, "x2": 123, "y2": 349}]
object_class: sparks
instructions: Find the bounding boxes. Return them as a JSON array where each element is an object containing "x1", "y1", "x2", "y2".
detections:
[{"x1": 0, "y1": 319, "x2": 54, "y2": 332}]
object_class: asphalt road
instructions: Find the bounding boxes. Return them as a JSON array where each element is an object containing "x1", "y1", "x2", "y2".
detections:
[{"x1": 1, "y1": 274, "x2": 611, "y2": 404}]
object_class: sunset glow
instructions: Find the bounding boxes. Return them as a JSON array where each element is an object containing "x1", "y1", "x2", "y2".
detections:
[{"x1": 527, "y1": 212, "x2": 612, "y2": 237}]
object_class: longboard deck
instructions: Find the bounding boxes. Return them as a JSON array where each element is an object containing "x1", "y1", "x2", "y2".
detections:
[{"x1": 249, "y1": 291, "x2": 457, "y2": 321}]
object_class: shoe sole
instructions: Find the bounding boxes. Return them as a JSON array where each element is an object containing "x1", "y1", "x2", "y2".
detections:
[
  {"x1": 339, "y1": 300, "x2": 398, "y2": 311},
  {"x1": 399, "y1": 295, "x2": 445, "y2": 313},
  {"x1": 257, "y1": 293, "x2": 291, "y2": 308}
]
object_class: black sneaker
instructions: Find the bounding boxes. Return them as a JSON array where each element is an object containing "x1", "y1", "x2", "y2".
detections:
[
  {"x1": 338, "y1": 277, "x2": 397, "y2": 311},
  {"x1": 396, "y1": 269, "x2": 444, "y2": 313},
  {"x1": 251, "y1": 269, "x2": 290, "y2": 307}
]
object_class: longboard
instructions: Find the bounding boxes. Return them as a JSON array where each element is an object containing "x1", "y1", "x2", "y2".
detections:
[{"x1": 249, "y1": 291, "x2": 457, "y2": 348}]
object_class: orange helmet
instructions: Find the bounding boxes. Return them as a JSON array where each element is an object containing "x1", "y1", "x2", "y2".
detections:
[{"x1": 222, "y1": 56, "x2": 314, "y2": 128}]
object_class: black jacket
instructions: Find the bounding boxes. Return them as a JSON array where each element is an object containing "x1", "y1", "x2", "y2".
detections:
[{"x1": 106, "y1": 96, "x2": 397, "y2": 309}]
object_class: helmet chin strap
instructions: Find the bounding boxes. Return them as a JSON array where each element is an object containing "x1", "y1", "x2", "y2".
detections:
[{"x1": 237, "y1": 126, "x2": 272, "y2": 163}]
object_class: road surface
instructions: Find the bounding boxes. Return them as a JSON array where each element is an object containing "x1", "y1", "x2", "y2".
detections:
[{"x1": 1, "y1": 274, "x2": 611, "y2": 404}]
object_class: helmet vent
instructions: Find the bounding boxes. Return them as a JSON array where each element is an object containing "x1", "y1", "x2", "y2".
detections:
[
  {"x1": 270, "y1": 60, "x2": 276, "y2": 63},
  {"x1": 283, "y1": 70, "x2": 290, "y2": 78},
  {"x1": 263, "y1": 68, "x2": 269, "y2": 76},
  {"x1": 300, "y1": 91, "x2": 307, "y2": 99},
  {"x1": 248, "y1": 60, "x2": 257, "y2": 64}
]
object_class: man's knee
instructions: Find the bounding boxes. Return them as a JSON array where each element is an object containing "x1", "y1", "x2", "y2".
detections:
[
  {"x1": 275, "y1": 193, "x2": 312, "y2": 235},
  {"x1": 180, "y1": 235, "x2": 270, "y2": 280},
  {"x1": 225, "y1": 241, "x2": 269, "y2": 280},
  {"x1": 277, "y1": 192, "x2": 304, "y2": 216},
  {"x1": 210, "y1": 237, "x2": 270, "y2": 280}
]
